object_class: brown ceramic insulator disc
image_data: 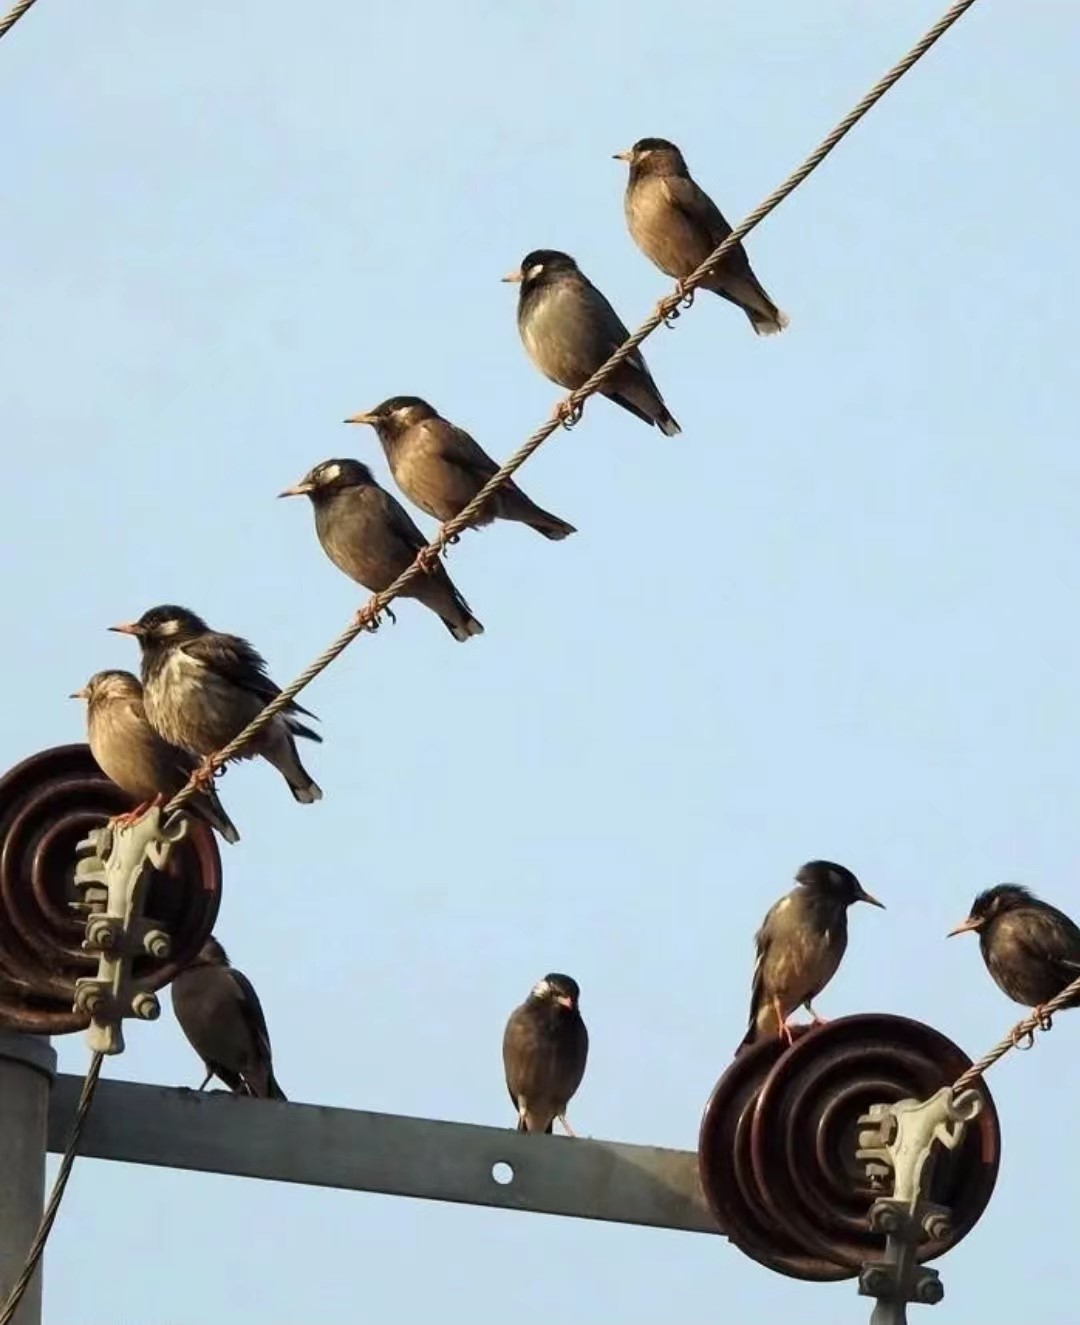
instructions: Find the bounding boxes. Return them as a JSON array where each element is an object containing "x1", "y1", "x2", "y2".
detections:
[
  {"x1": 0, "y1": 744, "x2": 222, "y2": 1033},
  {"x1": 699, "y1": 1014, "x2": 1001, "y2": 1281}
]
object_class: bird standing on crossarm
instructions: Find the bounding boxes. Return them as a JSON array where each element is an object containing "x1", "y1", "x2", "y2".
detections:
[
  {"x1": 171, "y1": 937, "x2": 286, "y2": 1099},
  {"x1": 344, "y1": 395, "x2": 576, "y2": 541},
  {"x1": 738, "y1": 861, "x2": 884, "y2": 1053},
  {"x1": 71, "y1": 669, "x2": 239, "y2": 844},
  {"x1": 948, "y1": 884, "x2": 1080, "y2": 1019},
  {"x1": 279, "y1": 458, "x2": 484, "y2": 641},
  {"x1": 109, "y1": 605, "x2": 323, "y2": 804},
  {"x1": 615, "y1": 137, "x2": 788, "y2": 336},
  {"x1": 503, "y1": 249, "x2": 681, "y2": 436},
  {"x1": 502, "y1": 973, "x2": 588, "y2": 1135}
]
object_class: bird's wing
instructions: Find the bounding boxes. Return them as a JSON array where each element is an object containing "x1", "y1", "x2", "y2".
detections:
[
  {"x1": 227, "y1": 969, "x2": 274, "y2": 1064},
  {"x1": 182, "y1": 633, "x2": 318, "y2": 722},
  {"x1": 746, "y1": 916, "x2": 772, "y2": 1030},
  {"x1": 438, "y1": 424, "x2": 500, "y2": 485},
  {"x1": 579, "y1": 281, "x2": 661, "y2": 388},
  {"x1": 372, "y1": 485, "x2": 431, "y2": 555},
  {"x1": 1016, "y1": 906, "x2": 1080, "y2": 975},
  {"x1": 659, "y1": 174, "x2": 734, "y2": 250}
]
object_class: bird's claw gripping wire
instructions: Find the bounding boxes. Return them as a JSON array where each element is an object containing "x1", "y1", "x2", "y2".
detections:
[
  {"x1": 191, "y1": 757, "x2": 221, "y2": 791},
  {"x1": 657, "y1": 282, "x2": 694, "y2": 327},
  {"x1": 415, "y1": 545, "x2": 442, "y2": 576},
  {"x1": 553, "y1": 399, "x2": 584, "y2": 430},
  {"x1": 354, "y1": 604, "x2": 392, "y2": 633}
]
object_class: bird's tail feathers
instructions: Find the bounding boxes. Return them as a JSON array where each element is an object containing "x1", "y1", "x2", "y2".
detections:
[
  {"x1": 285, "y1": 715, "x2": 322, "y2": 744},
  {"x1": 749, "y1": 306, "x2": 790, "y2": 336},
  {"x1": 267, "y1": 1073, "x2": 287, "y2": 1101},
  {"x1": 445, "y1": 595, "x2": 485, "y2": 643},
  {"x1": 656, "y1": 409, "x2": 681, "y2": 437},
  {"x1": 526, "y1": 508, "x2": 577, "y2": 541}
]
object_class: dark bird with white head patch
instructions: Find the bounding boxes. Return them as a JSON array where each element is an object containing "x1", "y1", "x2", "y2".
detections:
[
  {"x1": 344, "y1": 396, "x2": 576, "y2": 541},
  {"x1": 71, "y1": 669, "x2": 239, "y2": 843},
  {"x1": 503, "y1": 250, "x2": 680, "y2": 436},
  {"x1": 279, "y1": 458, "x2": 484, "y2": 641},
  {"x1": 615, "y1": 138, "x2": 788, "y2": 336},
  {"x1": 109, "y1": 606, "x2": 322, "y2": 804},
  {"x1": 171, "y1": 937, "x2": 286, "y2": 1099},
  {"x1": 502, "y1": 972, "x2": 588, "y2": 1135},
  {"x1": 739, "y1": 861, "x2": 884, "y2": 1053},
  {"x1": 948, "y1": 884, "x2": 1080, "y2": 1018}
]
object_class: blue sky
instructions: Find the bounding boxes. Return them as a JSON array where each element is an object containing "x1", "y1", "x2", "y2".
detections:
[{"x1": 3, "y1": 0, "x2": 1079, "y2": 1320}]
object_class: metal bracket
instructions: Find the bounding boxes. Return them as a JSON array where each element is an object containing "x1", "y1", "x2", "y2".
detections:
[
  {"x1": 854, "y1": 1086, "x2": 983, "y2": 1324},
  {"x1": 72, "y1": 809, "x2": 187, "y2": 1055}
]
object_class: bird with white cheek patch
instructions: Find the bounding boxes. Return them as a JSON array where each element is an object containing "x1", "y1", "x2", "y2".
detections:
[
  {"x1": 504, "y1": 249, "x2": 681, "y2": 436},
  {"x1": 279, "y1": 458, "x2": 484, "y2": 642},
  {"x1": 502, "y1": 973, "x2": 589, "y2": 1135},
  {"x1": 738, "y1": 861, "x2": 884, "y2": 1054}
]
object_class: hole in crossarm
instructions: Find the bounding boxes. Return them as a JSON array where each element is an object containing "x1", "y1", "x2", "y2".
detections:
[{"x1": 491, "y1": 1162, "x2": 514, "y2": 1186}]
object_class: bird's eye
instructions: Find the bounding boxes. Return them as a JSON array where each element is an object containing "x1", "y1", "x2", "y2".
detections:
[{"x1": 526, "y1": 264, "x2": 545, "y2": 281}]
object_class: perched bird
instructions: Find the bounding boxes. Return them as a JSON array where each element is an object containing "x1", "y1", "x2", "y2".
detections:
[
  {"x1": 344, "y1": 395, "x2": 576, "y2": 541},
  {"x1": 171, "y1": 937, "x2": 286, "y2": 1099},
  {"x1": 503, "y1": 249, "x2": 680, "y2": 436},
  {"x1": 615, "y1": 138, "x2": 788, "y2": 336},
  {"x1": 109, "y1": 606, "x2": 323, "y2": 804},
  {"x1": 71, "y1": 669, "x2": 239, "y2": 844},
  {"x1": 502, "y1": 973, "x2": 588, "y2": 1135},
  {"x1": 739, "y1": 861, "x2": 884, "y2": 1053},
  {"x1": 948, "y1": 884, "x2": 1080, "y2": 1015},
  {"x1": 278, "y1": 458, "x2": 484, "y2": 642}
]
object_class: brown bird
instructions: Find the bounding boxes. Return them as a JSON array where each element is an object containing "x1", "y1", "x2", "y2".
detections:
[
  {"x1": 502, "y1": 973, "x2": 588, "y2": 1135},
  {"x1": 615, "y1": 137, "x2": 788, "y2": 336},
  {"x1": 344, "y1": 395, "x2": 576, "y2": 541},
  {"x1": 948, "y1": 884, "x2": 1080, "y2": 1018},
  {"x1": 739, "y1": 861, "x2": 884, "y2": 1052},
  {"x1": 71, "y1": 669, "x2": 239, "y2": 843},
  {"x1": 170, "y1": 937, "x2": 286, "y2": 1099},
  {"x1": 279, "y1": 458, "x2": 484, "y2": 641}
]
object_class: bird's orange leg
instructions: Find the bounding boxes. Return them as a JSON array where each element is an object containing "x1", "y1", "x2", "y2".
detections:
[
  {"x1": 558, "y1": 1114, "x2": 577, "y2": 1138},
  {"x1": 109, "y1": 802, "x2": 151, "y2": 829},
  {"x1": 804, "y1": 999, "x2": 829, "y2": 1026},
  {"x1": 774, "y1": 997, "x2": 795, "y2": 1046},
  {"x1": 191, "y1": 758, "x2": 219, "y2": 791}
]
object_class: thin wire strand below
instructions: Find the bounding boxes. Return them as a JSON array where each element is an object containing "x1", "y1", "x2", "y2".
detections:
[
  {"x1": 162, "y1": 0, "x2": 981, "y2": 819},
  {"x1": 0, "y1": 1052, "x2": 105, "y2": 1325}
]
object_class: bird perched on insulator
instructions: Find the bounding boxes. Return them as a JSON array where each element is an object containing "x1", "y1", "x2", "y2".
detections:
[
  {"x1": 279, "y1": 458, "x2": 484, "y2": 641},
  {"x1": 502, "y1": 973, "x2": 588, "y2": 1135},
  {"x1": 344, "y1": 395, "x2": 576, "y2": 541},
  {"x1": 109, "y1": 605, "x2": 322, "y2": 804},
  {"x1": 171, "y1": 937, "x2": 286, "y2": 1099},
  {"x1": 948, "y1": 884, "x2": 1080, "y2": 1018},
  {"x1": 738, "y1": 861, "x2": 884, "y2": 1054},
  {"x1": 614, "y1": 137, "x2": 788, "y2": 336},
  {"x1": 503, "y1": 249, "x2": 680, "y2": 435},
  {"x1": 71, "y1": 669, "x2": 239, "y2": 844}
]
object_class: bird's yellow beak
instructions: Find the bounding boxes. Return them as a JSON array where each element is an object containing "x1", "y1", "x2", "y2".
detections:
[
  {"x1": 344, "y1": 412, "x2": 377, "y2": 427},
  {"x1": 947, "y1": 915, "x2": 982, "y2": 937},
  {"x1": 613, "y1": 149, "x2": 632, "y2": 162},
  {"x1": 501, "y1": 268, "x2": 523, "y2": 284},
  {"x1": 108, "y1": 621, "x2": 142, "y2": 636},
  {"x1": 69, "y1": 686, "x2": 89, "y2": 701},
  {"x1": 554, "y1": 994, "x2": 574, "y2": 1009},
  {"x1": 277, "y1": 482, "x2": 312, "y2": 499},
  {"x1": 857, "y1": 887, "x2": 886, "y2": 910}
]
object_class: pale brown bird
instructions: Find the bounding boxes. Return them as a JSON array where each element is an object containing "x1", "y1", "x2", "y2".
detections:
[
  {"x1": 345, "y1": 396, "x2": 576, "y2": 541},
  {"x1": 71, "y1": 669, "x2": 239, "y2": 843},
  {"x1": 739, "y1": 861, "x2": 884, "y2": 1052},
  {"x1": 616, "y1": 137, "x2": 788, "y2": 336}
]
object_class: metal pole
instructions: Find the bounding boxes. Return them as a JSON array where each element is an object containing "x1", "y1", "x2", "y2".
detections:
[{"x1": 0, "y1": 1033, "x2": 56, "y2": 1325}]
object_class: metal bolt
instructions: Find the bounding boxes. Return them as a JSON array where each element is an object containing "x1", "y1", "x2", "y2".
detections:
[
  {"x1": 915, "y1": 1272, "x2": 945, "y2": 1306},
  {"x1": 860, "y1": 1267, "x2": 893, "y2": 1297},
  {"x1": 132, "y1": 991, "x2": 160, "y2": 1021},
  {"x1": 923, "y1": 1212, "x2": 952, "y2": 1241},
  {"x1": 88, "y1": 919, "x2": 118, "y2": 950},
  {"x1": 144, "y1": 929, "x2": 171, "y2": 959}
]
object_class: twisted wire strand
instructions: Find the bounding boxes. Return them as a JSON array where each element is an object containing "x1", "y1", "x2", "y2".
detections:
[
  {"x1": 0, "y1": 0, "x2": 41, "y2": 42},
  {"x1": 163, "y1": 0, "x2": 980, "y2": 817},
  {"x1": 952, "y1": 971, "x2": 1080, "y2": 1095},
  {"x1": 0, "y1": 1052, "x2": 105, "y2": 1325}
]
